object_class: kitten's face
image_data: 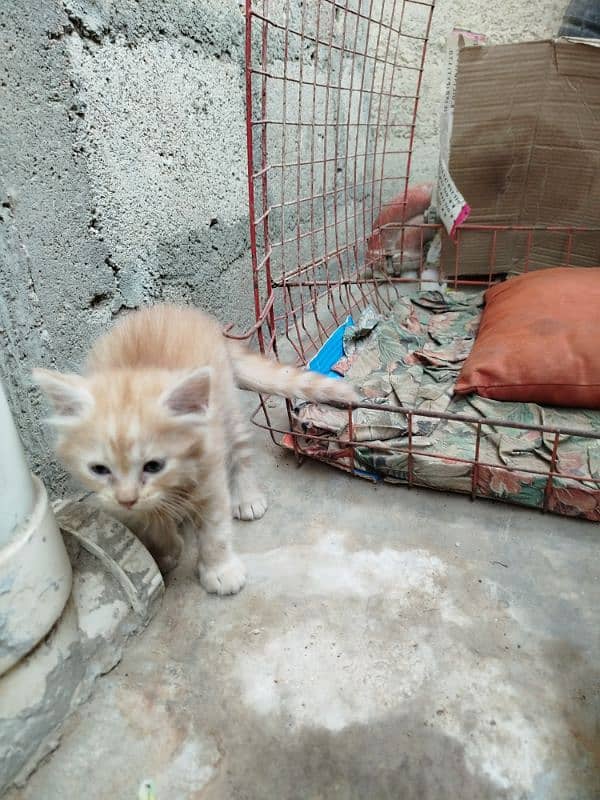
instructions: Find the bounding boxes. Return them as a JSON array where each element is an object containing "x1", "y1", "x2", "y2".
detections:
[{"x1": 34, "y1": 367, "x2": 211, "y2": 518}]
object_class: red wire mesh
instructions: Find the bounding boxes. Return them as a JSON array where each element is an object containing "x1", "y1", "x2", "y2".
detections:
[{"x1": 241, "y1": 0, "x2": 600, "y2": 520}]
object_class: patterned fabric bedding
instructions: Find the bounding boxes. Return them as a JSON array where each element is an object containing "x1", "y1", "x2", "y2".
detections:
[{"x1": 290, "y1": 290, "x2": 600, "y2": 521}]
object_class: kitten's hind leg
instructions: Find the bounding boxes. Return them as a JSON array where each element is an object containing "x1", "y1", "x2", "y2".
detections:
[
  {"x1": 229, "y1": 412, "x2": 268, "y2": 521},
  {"x1": 196, "y1": 466, "x2": 246, "y2": 596}
]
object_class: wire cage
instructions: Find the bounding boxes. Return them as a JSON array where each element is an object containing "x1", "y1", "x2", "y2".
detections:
[{"x1": 241, "y1": 0, "x2": 600, "y2": 520}]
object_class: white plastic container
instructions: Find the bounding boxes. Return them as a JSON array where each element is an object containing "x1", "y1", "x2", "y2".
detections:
[{"x1": 0, "y1": 382, "x2": 72, "y2": 675}]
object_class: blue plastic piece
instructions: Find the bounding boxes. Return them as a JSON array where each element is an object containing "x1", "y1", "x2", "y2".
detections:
[
  {"x1": 306, "y1": 316, "x2": 380, "y2": 481},
  {"x1": 354, "y1": 467, "x2": 383, "y2": 481},
  {"x1": 307, "y1": 316, "x2": 353, "y2": 378}
]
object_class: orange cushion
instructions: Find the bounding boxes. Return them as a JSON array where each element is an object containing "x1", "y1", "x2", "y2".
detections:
[{"x1": 455, "y1": 268, "x2": 600, "y2": 408}]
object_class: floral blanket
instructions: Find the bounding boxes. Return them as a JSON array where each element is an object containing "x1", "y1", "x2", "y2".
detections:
[{"x1": 290, "y1": 290, "x2": 600, "y2": 522}]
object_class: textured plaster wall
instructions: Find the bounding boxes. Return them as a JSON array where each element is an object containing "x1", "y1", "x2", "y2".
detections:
[
  {"x1": 0, "y1": 1, "x2": 254, "y2": 494},
  {"x1": 0, "y1": 0, "x2": 565, "y2": 495}
]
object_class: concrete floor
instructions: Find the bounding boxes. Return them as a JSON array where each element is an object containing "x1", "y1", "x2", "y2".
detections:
[{"x1": 8, "y1": 395, "x2": 600, "y2": 800}]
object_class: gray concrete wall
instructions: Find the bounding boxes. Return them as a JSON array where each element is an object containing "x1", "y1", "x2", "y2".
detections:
[
  {"x1": 0, "y1": 1, "x2": 254, "y2": 494},
  {"x1": 0, "y1": 0, "x2": 565, "y2": 495}
]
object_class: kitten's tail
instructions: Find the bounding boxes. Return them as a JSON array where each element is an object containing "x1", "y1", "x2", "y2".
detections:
[{"x1": 226, "y1": 341, "x2": 358, "y2": 405}]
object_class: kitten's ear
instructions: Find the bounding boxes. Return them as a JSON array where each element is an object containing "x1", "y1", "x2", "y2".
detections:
[
  {"x1": 32, "y1": 368, "x2": 94, "y2": 425},
  {"x1": 162, "y1": 367, "x2": 211, "y2": 419}
]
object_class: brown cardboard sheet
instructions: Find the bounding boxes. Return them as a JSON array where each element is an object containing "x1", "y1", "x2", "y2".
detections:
[{"x1": 440, "y1": 40, "x2": 600, "y2": 276}]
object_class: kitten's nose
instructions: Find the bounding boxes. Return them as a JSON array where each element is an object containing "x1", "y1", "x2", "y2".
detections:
[
  {"x1": 116, "y1": 489, "x2": 139, "y2": 509},
  {"x1": 119, "y1": 498, "x2": 137, "y2": 509}
]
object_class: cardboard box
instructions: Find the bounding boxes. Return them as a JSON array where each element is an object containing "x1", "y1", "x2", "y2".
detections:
[{"x1": 440, "y1": 39, "x2": 600, "y2": 277}]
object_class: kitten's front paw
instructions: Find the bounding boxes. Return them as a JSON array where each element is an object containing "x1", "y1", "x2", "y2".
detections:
[
  {"x1": 198, "y1": 554, "x2": 246, "y2": 596},
  {"x1": 156, "y1": 552, "x2": 180, "y2": 575},
  {"x1": 232, "y1": 491, "x2": 268, "y2": 521},
  {"x1": 151, "y1": 532, "x2": 183, "y2": 575}
]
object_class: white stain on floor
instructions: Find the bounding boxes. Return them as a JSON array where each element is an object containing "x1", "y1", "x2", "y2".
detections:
[
  {"x1": 248, "y1": 532, "x2": 449, "y2": 601},
  {"x1": 233, "y1": 532, "x2": 566, "y2": 796}
]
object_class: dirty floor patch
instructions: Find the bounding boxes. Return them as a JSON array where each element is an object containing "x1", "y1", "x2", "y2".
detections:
[{"x1": 7, "y1": 396, "x2": 599, "y2": 800}]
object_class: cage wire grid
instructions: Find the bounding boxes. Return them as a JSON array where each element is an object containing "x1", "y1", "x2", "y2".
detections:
[{"x1": 237, "y1": 0, "x2": 600, "y2": 516}]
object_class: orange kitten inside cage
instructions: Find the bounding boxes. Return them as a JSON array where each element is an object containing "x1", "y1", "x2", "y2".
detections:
[{"x1": 34, "y1": 304, "x2": 357, "y2": 595}]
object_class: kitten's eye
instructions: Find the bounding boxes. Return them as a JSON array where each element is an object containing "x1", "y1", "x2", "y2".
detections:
[
  {"x1": 90, "y1": 463, "x2": 111, "y2": 476},
  {"x1": 143, "y1": 459, "x2": 165, "y2": 475}
]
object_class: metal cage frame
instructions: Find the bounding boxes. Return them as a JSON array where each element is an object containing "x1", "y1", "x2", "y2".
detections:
[{"x1": 239, "y1": 0, "x2": 600, "y2": 519}]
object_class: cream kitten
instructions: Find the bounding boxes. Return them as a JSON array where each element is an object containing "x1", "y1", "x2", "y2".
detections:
[{"x1": 34, "y1": 304, "x2": 357, "y2": 595}]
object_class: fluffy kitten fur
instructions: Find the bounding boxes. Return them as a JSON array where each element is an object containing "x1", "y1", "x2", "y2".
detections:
[{"x1": 34, "y1": 304, "x2": 357, "y2": 595}]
